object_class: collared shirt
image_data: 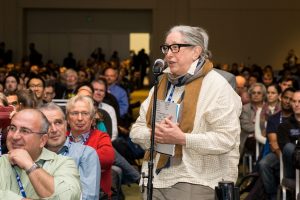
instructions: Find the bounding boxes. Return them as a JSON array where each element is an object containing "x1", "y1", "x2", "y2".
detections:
[
  {"x1": 0, "y1": 148, "x2": 81, "y2": 200},
  {"x1": 108, "y1": 83, "x2": 129, "y2": 118},
  {"x1": 57, "y1": 137, "x2": 101, "y2": 200},
  {"x1": 69, "y1": 131, "x2": 90, "y2": 144}
]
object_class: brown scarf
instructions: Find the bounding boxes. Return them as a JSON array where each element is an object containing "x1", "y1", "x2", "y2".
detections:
[{"x1": 144, "y1": 60, "x2": 213, "y2": 170}]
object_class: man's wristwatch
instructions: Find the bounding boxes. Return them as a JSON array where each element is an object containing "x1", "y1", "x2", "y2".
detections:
[{"x1": 25, "y1": 163, "x2": 40, "y2": 175}]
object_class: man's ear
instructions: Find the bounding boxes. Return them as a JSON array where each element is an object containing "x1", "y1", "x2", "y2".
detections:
[
  {"x1": 40, "y1": 134, "x2": 48, "y2": 148},
  {"x1": 193, "y1": 46, "x2": 202, "y2": 61}
]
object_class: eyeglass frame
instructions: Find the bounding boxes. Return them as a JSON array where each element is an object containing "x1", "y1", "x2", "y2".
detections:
[
  {"x1": 29, "y1": 84, "x2": 43, "y2": 89},
  {"x1": 68, "y1": 111, "x2": 91, "y2": 118},
  {"x1": 7, "y1": 124, "x2": 47, "y2": 136},
  {"x1": 251, "y1": 91, "x2": 263, "y2": 95},
  {"x1": 160, "y1": 43, "x2": 194, "y2": 54}
]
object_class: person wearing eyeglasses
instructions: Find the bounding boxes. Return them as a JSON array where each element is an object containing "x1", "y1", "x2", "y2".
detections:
[
  {"x1": 240, "y1": 83, "x2": 267, "y2": 156},
  {"x1": 40, "y1": 102, "x2": 101, "y2": 200},
  {"x1": 26, "y1": 75, "x2": 46, "y2": 107},
  {"x1": 130, "y1": 25, "x2": 242, "y2": 199},
  {"x1": 66, "y1": 95, "x2": 115, "y2": 199},
  {"x1": 0, "y1": 108, "x2": 81, "y2": 199}
]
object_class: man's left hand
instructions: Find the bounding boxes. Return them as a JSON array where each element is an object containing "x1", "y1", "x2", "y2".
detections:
[{"x1": 154, "y1": 118, "x2": 186, "y2": 145}]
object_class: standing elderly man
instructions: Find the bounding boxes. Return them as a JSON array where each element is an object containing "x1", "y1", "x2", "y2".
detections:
[
  {"x1": 39, "y1": 102, "x2": 101, "y2": 200},
  {"x1": 0, "y1": 108, "x2": 81, "y2": 199},
  {"x1": 130, "y1": 25, "x2": 242, "y2": 199},
  {"x1": 66, "y1": 95, "x2": 115, "y2": 198}
]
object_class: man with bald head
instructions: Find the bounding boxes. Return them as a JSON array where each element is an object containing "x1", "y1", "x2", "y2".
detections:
[
  {"x1": 0, "y1": 109, "x2": 81, "y2": 199},
  {"x1": 236, "y1": 75, "x2": 247, "y2": 95}
]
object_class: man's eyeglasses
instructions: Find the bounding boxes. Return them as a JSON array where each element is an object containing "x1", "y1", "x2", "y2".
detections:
[
  {"x1": 29, "y1": 84, "x2": 43, "y2": 89},
  {"x1": 7, "y1": 124, "x2": 47, "y2": 135},
  {"x1": 160, "y1": 44, "x2": 194, "y2": 54},
  {"x1": 69, "y1": 111, "x2": 90, "y2": 118},
  {"x1": 251, "y1": 91, "x2": 262, "y2": 95}
]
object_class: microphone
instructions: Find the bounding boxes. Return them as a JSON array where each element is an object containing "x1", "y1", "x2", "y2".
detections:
[{"x1": 152, "y1": 59, "x2": 165, "y2": 75}]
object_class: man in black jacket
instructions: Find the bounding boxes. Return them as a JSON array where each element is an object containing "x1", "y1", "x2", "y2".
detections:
[{"x1": 277, "y1": 91, "x2": 300, "y2": 179}]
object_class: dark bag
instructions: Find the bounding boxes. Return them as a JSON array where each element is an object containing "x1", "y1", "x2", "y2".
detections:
[{"x1": 237, "y1": 172, "x2": 267, "y2": 200}]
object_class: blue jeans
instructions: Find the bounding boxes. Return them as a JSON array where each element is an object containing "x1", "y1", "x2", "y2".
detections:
[
  {"x1": 258, "y1": 152, "x2": 280, "y2": 195},
  {"x1": 282, "y1": 143, "x2": 296, "y2": 179},
  {"x1": 114, "y1": 149, "x2": 140, "y2": 184}
]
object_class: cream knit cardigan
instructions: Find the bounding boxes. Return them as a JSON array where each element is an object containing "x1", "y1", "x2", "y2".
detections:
[{"x1": 130, "y1": 69, "x2": 242, "y2": 189}]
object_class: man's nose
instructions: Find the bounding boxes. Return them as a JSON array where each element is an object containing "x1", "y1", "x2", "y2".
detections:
[{"x1": 50, "y1": 123, "x2": 58, "y2": 131}]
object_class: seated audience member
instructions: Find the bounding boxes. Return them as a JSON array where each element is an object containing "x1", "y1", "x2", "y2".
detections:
[
  {"x1": 263, "y1": 84, "x2": 281, "y2": 118},
  {"x1": 26, "y1": 75, "x2": 45, "y2": 106},
  {"x1": 76, "y1": 85, "x2": 140, "y2": 186},
  {"x1": 66, "y1": 95, "x2": 115, "y2": 198},
  {"x1": 236, "y1": 75, "x2": 247, "y2": 96},
  {"x1": 43, "y1": 82, "x2": 56, "y2": 103},
  {"x1": 76, "y1": 84, "x2": 113, "y2": 138},
  {"x1": 278, "y1": 76, "x2": 295, "y2": 92},
  {"x1": 103, "y1": 66, "x2": 129, "y2": 119},
  {"x1": 4, "y1": 72, "x2": 19, "y2": 93},
  {"x1": 262, "y1": 72, "x2": 274, "y2": 87},
  {"x1": 40, "y1": 102, "x2": 100, "y2": 200},
  {"x1": 240, "y1": 83, "x2": 267, "y2": 155},
  {"x1": 277, "y1": 90, "x2": 300, "y2": 179},
  {"x1": 16, "y1": 89, "x2": 38, "y2": 109},
  {"x1": 0, "y1": 92, "x2": 8, "y2": 106},
  {"x1": 256, "y1": 84, "x2": 282, "y2": 145},
  {"x1": 240, "y1": 90, "x2": 250, "y2": 105},
  {"x1": 4, "y1": 90, "x2": 19, "y2": 110},
  {"x1": 258, "y1": 87, "x2": 295, "y2": 200},
  {"x1": 61, "y1": 69, "x2": 79, "y2": 99},
  {"x1": 78, "y1": 69, "x2": 89, "y2": 85},
  {"x1": 0, "y1": 108, "x2": 81, "y2": 199},
  {"x1": 5, "y1": 89, "x2": 37, "y2": 111},
  {"x1": 247, "y1": 73, "x2": 259, "y2": 88},
  {"x1": 92, "y1": 78, "x2": 118, "y2": 141}
]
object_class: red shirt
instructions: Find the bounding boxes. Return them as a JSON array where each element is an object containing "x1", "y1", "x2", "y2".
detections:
[{"x1": 67, "y1": 129, "x2": 115, "y2": 196}]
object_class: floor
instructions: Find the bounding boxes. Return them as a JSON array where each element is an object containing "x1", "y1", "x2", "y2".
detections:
[{"x1": 122, "y1": 184, "x2": 141, "y2": 200}]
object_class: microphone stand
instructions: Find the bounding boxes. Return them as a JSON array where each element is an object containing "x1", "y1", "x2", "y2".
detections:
[{"x1": 146, "y1": 65, "x2": 162, "y2": 200}]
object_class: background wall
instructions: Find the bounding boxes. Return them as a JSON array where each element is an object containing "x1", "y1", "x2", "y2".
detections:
[{"x1": 0, "y1": 0, "x2": 300, "y2": 69}]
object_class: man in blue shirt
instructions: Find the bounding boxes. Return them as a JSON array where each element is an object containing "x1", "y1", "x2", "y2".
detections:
[
  {"x1": 104, "y1": 66, "x2": 129, "y2": 118},
  {"x1": 39, "y1": 102, "x2": 101, "y2": 200}
]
